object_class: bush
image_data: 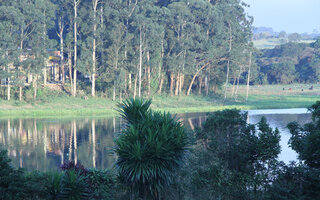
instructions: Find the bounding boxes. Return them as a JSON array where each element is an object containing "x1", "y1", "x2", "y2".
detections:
[
  {"x1": 60, "y1": 169, "x2": 88, "y2": 199},
  {"x1": 44, "y1": 171, "x2": 63, "y2": 200},
  {"x1": 287, "y1": 101, "x2": 320, "y2": 169},
  {"x1": 183, "y1": 110, "x2": 281, "y2": 199},
  {"x1": 0, "y1": 150, "x2": 28, "y2": 200},
  {"x1": 60, "y1": 161, "x2": 88, "y2": 176},
  {"x1": 87, "y1": 169, "x2": 116, "y2": 199}
]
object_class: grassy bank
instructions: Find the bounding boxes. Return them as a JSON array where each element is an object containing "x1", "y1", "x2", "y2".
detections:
[{"x1": 0, "y1": 84, "x2": 319, "y2": 118}]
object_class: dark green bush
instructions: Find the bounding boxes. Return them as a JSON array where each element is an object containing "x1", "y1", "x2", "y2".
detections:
[
  {"x1": 0, "y1": 150, "x2": 27, "y2": 200},
  {"x1": 179, "y1": 110, "x2": 281, "y2": 200},
  {"x1": 60, "y1": 169, "x2": 88, "y2": 200}
]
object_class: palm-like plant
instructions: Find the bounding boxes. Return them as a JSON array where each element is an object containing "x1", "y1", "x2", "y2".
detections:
[
  {"x1": 60, "y1": 170, "x2": 88, "y2": 200},
  {"x1": 45, "y1": 171, "x2": 63, "y2": 200},
  {"x1": 115, "y1": 98, "x2": 188, "y2": 200}
]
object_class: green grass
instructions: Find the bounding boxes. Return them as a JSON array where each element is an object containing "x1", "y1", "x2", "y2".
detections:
[
  {"x1": 253, "y1": 38, "x2": 315, "y2": 49},
  {"x1": 0, "y1": 84, "x2": 319, "y2": 118}
]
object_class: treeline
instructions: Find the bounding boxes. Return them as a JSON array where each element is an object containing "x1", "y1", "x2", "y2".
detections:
[
  {"x1": 0, "y1": 0, "x2": 253, "y2": 101},
  {"x1": 255, "y1": 40, "x2": 320, "y2": 84},
  {"x1": 1, "y1": 99, "x2": 320, "y2": 199}
]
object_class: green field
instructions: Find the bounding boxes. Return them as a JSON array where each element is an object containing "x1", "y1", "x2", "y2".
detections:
[
  {"x1": 0, "y1": 84, "x2": 318, "y2": 118},
  {"x1": 253, "y1": 38, "x2": 315, "y2": 49}
]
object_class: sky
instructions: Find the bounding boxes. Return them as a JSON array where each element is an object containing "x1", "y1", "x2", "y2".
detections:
[{"x1": 243, "y1": 0, "x2": 320, "y2": 34}]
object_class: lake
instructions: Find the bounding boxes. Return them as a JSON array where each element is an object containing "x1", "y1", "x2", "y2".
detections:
[{"x1": 0, "y1": 108, "x2": 311, "y2": 171}]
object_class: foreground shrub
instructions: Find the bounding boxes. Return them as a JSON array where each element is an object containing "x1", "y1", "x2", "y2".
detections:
[
  {"x1": 60, "y1": 161, "x2": 88, "y2": 176},
  {"x1": 267, "y1": 162, "x2": 320, "y2": 200},
  {"x1": 60, "y1": 170, "x2": 88, "y2": 200},
  {"x1": 45, "y1": 171, "x2": 63, "y2": 200},
  {"x1": 115, "y1": 98, "x2": 189, "y2": 199},
  {"x1": 287, "y1": 101, "x2": 320, "y2": 169},
  {"x1": 0, "y1": 151, "x2": 118, "y2": 200},
  {"x1": 0, "y1": 150, "x2": 27, "y2": 200},
  {"x1": 87, "y1": 169, "x2": 116, "y2": 199},
  {"x1": 182, "y1": 109, "x2": 281, "y2": 200}
]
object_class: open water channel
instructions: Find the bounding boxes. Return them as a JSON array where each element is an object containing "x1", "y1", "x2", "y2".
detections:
[{"x1": 0, "y1": 108, "x2": 311, "y2": 171}]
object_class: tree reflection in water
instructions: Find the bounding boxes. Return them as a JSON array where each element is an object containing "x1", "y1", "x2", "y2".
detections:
[{"x1": 0, "y1": 118, "x2": 120, "y2": 171}]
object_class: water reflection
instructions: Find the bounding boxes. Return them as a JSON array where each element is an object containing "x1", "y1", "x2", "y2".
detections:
[
  {"x1": 0, "y1": 118, "x2": 120, "y2": 171},
  {"x1": 0, "y1": 109, "x2": 312, "y2": 171}
]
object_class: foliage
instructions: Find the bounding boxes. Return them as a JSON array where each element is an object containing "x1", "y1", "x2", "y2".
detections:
[
  {"x1": 86, "y1": 169, "x2": 116, "y2": 200},
  {"x1": 115, "y1": 98, "x2": 188, "y2": 199},
  {"x1": 266, "y1": 162, "x2": 320, "y2": 200},
  {"x1": 184, "y1": 109, "x2": 281, "y2": 199},
  {"x1": 0, "y1": 150, "x2": 119, "y2": 200},
  {"x1": 287, "y1": 101, "x2": 320, "y2": 169},
  {"x1": 256, "y1": 41, "x2": 320, "y2": 84},
  {"x1": 44, "y1": 171, "x2": 63, "y2": 200},
  {"x1": 60, "y1": 161, "x2": 88, "y2": 176},
  {"x1": 60, "y1": 169, "x2": 88, "y2": 200},
  {"x1": 0, "y1": 150, "x2": 27, "y2": 200},
  {"x1": 0, "y1": 0, "x2": 253, "y2": 100}
]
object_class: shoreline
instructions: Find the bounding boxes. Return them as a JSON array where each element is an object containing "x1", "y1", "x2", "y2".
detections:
[
  {"x1": 0, "y1": 84, "x2": 318, "y2": 118},
  {"x1": 0, "y1": 101, "x2": 315, "y2": 119}
]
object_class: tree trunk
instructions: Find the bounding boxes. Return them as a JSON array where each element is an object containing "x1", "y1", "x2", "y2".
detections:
[
  {"x1": 187, "y1": 62, "x2": 210, "y2": 96},
  {"x1": 113, "y1": 85, "x2": 116, "y2": 101},
  {"x1": 7, "y1": 78, "x2": 10, "y2": 101},
  {"x1": 170, "y1": 73, "x2": 174, "y2": 96},
  {"x1": 128, "y1": 73, "x2": 132, "y2": 91},
  {"x1": 91, "y1": 0, "x2": 98, "y2": 97},
  {"x1": 157, "y1": 76, "x2": 164, "y2": 95},
  {"x1": 43, "y1": 65, "x2": 47, "y2": 86},
  {"x1": 68, "y1": 48, "x2": 73, "y2": 95},
  {"x1": 61, "y1": 65, "x2": 65, "y2": 84},
  {"x1": 157, "y1": 36, "x2": 164, "y2": 95},
  {"x1": 134, "y1": 73, "x2": 137, "y2": 99},
  {"x1": 214, "y1": 81, "x2": 218, "y2": 93},
  {"x1": 235, "y1": 67, "x2": 242, "y2": 100},
  {"x1": 175, "y1": 73, "x2": 179, "y2": 96},
  {"x1": 198, "y1": 76, "x2": 203, "y2": 95},
  {"x1": 19, "y1": 86, "x2": 22, "y2": 102},
  {"x1": 124, "y1": 71, "x2": 127, "y2": 95},
  {"x1": 231, "y1": 74, "x2": 237, "y2": 97},
  {"x1": 147, "y1": 50, "x2": 150, "y2": 96},
  {"x1": 205, "y1": 75, "x2": 209, "y2": 95},
  {"x1": 138, "y1": 26, "x2": 143, "y2": 97},
  {"x1": 179, "y1": 74, "x2": 184, "y2": 93},
  {"x1": 33, "y1": 75, "x2": 37, "y2": 100},
  {"x1": 246, "y1": 52, "x2": 252, "y2": 101},
  {"x1": 147, "y1": 67, "x2": 151, "y2": 97},
  {"x1": 224, "y1": 22, "x2": 232, "y2": 100},
  {"x1": 73, "y1": 0, "x2": 79, "y2": 97},
  {"x1": 224, "y1": 59, "x2": 230, "y2": 99},
  {"x1": 73, "y1": 69, "x2": 77, "y2": 97},
  {"x1": 59, "y1": 19, "x2": 65, "y2": 85}
]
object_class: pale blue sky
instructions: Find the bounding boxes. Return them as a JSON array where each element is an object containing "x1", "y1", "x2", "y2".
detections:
[{"x1": 243, "y1": 0, "x2": 320, "y2": 33}]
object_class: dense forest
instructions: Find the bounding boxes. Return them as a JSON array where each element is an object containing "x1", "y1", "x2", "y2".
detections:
[
  {"x1": 1, "y1": 0, "x2": 319, "y2": 103},
  {"x1": 0, "y1": 0, "x2": 253, "y2": 101},
  {"x1": 256, "y1": 40, "x2": 320, "y2": 84}
]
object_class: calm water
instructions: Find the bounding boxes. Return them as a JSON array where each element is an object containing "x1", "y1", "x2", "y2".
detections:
[{"x1": 0, "y1": 108, "x2": 311, "y2": 171}]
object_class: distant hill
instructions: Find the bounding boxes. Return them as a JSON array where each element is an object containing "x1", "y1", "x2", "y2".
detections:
[
  {"x1": 253, "y1": 27, "x2": 277, "y2": 36},
  {"x1": 253, "y1": 27, "x2": 320, "y2": 39},
  {"x1": 252, "y1": 27, "x2": 320, "y2": 49}
]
